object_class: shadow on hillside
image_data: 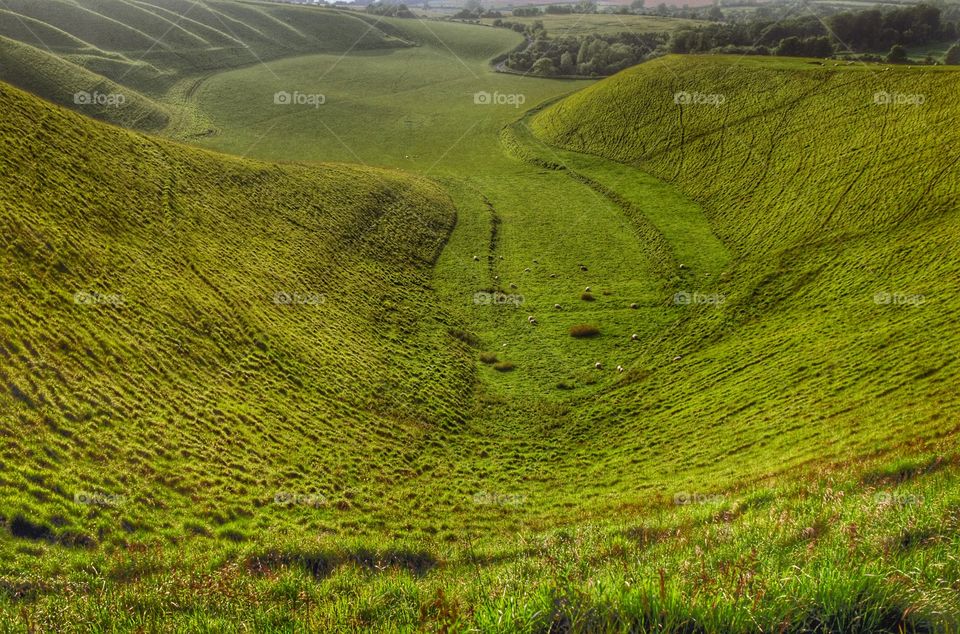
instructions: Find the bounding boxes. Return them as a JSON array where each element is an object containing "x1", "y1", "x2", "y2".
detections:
[{"x1": 247, "y1": 547, "x2": 438, "y2": 580}]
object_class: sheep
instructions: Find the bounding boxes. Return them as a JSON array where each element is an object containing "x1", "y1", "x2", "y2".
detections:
[
  {"x1": 629, "y1": 303, "x2": 638, "y2": 309},
  {"x1": 494, "y1": 275, "x2": 499, "y2": 281},
  {"x1": 631, "y1": 334, "x2": 638, "y2": 341},
  {"x1": 617, "y1": 365, "x2": 624, "y2": 373},
  {"x1": 550, "y1": 273, "x2": 557, "y2": 278},
  {"x1": 510, "y1": 283, "x2": 518, "y2": 289},
  {"x1": 554, "y1": 304, "x2": 563, "y2": 310},
  {"x1": 584, "y1": 286, "x2": 591, "y2": 292},
  {"x1": 673, "y1": 355, "x2": 682, "y2": 362},
  {"x1": 527, "y1": 315, "x2": 536, "y2": 322},
  {"x1": 679, "y1": 263, "x2": 685, "y2": 269},
  {"x1": 499, "y1": 255, "x2": 504, "y2": 260},
  {"x1": 594, "y1": 362, "x2": 603, "y2": 370},
  {"x1": 524, "y1": 267, "x2": 531, "y2": 273},
  {"x1": 473, "y1": 256, "x2": 479, "y2": 262},
  {"x1": 579, "y1": 265, "x2": 588, "y2": 272}
]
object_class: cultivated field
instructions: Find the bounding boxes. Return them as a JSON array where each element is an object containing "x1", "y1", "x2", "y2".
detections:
[{"x1": 1, "y1": 4, "x2": 959, "y2": 632}]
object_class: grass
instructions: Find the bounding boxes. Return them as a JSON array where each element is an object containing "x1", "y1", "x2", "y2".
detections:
[{"x1": 2, "y1": 9, "x2": 960, "y2": 632}]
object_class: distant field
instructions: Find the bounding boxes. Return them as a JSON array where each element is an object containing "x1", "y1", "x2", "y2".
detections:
[{"x1": 483, "y1": 13, "x2": 706, "y2": 35}]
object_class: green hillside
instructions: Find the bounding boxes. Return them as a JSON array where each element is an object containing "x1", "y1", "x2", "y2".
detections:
[
  {"x1": 531, "y1": 55, "x2": 960, "y2": 485},
  {"x1": 0, "y1": 36, "x2": 170, "y2": 131},
  {"x1": 0, "y1": 79, "x2": 470, "y2": 564},
  {"x1": 0, "y1": 0, "x2": 404, "y2": 131},
  {"x1": 2, "y1": 9, "x2": 960, "y2": 631}
]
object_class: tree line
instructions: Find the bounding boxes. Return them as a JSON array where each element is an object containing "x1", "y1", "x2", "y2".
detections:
[
  {"x1": 499, "y1": 31, "x2": 668, "y2": 77},
  {"x1": 670, "y1": 3, "x2": 958, "y2": 62}
]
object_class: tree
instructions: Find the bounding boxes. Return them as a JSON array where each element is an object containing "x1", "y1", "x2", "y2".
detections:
[
  {"x1": 630, "y1": 0, "x2": 645, "y2": 9},
  {"x1": 530, "y1": 57, "x2": 558, "y2": 75},
  {"x1": 559, "y1": 51, "x2": 575, "y2": 73},
  {"x1": 574, "y1": 1, "x2": 597, "y2": 14},
  {"x1": 945, "y1": 43, "x2": 960, "y2": 65},
  {"x1": 708, "y1": 6, "x2": 724, "y2": 21},
  {"x1": 807, "y1": 36, "x2": 834, "y2": 58},
  {"x1": 886, "y1": 44, "x2": 909, "y2": 63},
  {"x1": 775, "y1": 36, "x2": 803, "y2": 56}
]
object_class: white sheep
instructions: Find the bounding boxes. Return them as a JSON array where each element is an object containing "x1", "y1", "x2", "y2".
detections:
[
  {"x1": 673, "y1": 355, "x2": 682, "y2": 362},
  {"x1": 631, "y1": 334, "x2": 638, "y2": 341},
  {"x1": 524, "y1": 267, "x2": 531, "y2": 273},
  {"x1": 617, "y1": 365, "x2": 624, "y2": 373},
  {"x1": 594, "y1": 362, "x2": 602, "y2": 370},
  {"x1": 629, "y1": 303, "x2": 638, "y2": 309},
  {"x1": 473, "y1": 256, "x2": 479, "y2": 262},
  {"x1": 584, "y1": 286, "x2": 591, "y2": 292},
  {"x1": 554, "y1": 304, "x2": 562, "y2": 310}
]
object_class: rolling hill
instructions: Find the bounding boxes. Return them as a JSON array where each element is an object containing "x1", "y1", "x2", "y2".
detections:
[
  {"x1": 2, "y1": 9, "x2": 960, "y2": 632},
  {"x1": 0, "y1": 78, "x2": 469, "y2": 564},
  {"x1": 530, "y1": 55, "x2": 960, "y2": 487},
  {"x1": 0, "y1": 0, "x2": 406, "y2": 131}
]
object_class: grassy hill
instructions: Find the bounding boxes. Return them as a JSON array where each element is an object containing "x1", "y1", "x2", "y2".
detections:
[
  {"x1": 3, "y1": 13, "x2": 960, "y2": 631},
  {"x1": 0, "y1": 78, "x2": 472, "y2": 573},
  {"x1": 0, "y1": 0, "x2": 405, "y2": 131},
  {"x1": 0, "y1": 36, "x2": 170, "y2": 131},
  {"x1": 531, "y1": 55, "x2": 960, "y2": 487}
]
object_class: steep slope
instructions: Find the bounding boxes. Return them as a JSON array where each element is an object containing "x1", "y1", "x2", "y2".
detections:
[
  {"x1": 0, "y1": 79, "x2": 466, "y2": 549},
  {"x1": 531, "y1": 55, "x2": 960, "y2": 487},
  {"x1": 0, "y1": 0, "x2": 405, "y2": 130},
  {"x1": 0, "y1": 36, "x2": 170, "y2": 131}
]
